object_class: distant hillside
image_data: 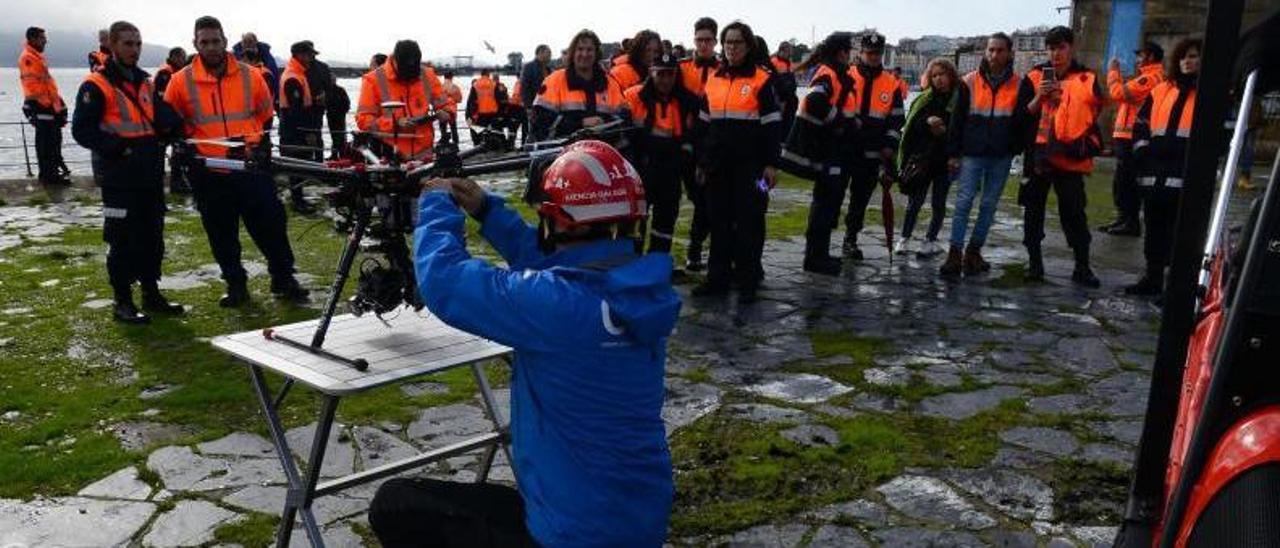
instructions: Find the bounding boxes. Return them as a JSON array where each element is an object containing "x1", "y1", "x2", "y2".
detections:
[{"x1": 1, "y1": 28, "x2": 171, "y2": 68}]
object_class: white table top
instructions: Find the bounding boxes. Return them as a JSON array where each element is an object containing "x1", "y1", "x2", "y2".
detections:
[{"x1": 212, "y1": 310, "x2": 511, "y2": 395}]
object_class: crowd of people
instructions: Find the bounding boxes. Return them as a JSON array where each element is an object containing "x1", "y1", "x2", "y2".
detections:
[
  {"x1": 10, "y1": 10, "x2": 1233, "y2": 547},
  {"x1": 16, "y1": 16, "x2": 1219, "y2": 311}
]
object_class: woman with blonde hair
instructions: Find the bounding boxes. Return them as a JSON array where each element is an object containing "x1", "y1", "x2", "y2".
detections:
[{"x1": 896, "y1": 57, "x2": 961, "y2": 257}]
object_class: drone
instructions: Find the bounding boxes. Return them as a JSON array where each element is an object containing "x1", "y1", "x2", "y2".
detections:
[{"x1": 181, "y1": 102, "x2": 627, "y2": 371}]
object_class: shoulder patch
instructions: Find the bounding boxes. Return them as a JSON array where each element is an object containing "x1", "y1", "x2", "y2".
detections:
[
  {"x1": 82, "y1": 91, "x2": 93, "y2": 104},
  {"x1": 1137, "y1": 76, "x2": 1148, "y2": 85}
]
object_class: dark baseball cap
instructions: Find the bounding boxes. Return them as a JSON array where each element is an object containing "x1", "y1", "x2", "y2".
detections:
[
  {"x1": 651, "y1": 53, "x2": 679, "y2": 71},
  {"x1": 1136, "y1": 41, "x2": 1164, "y2": 61},
  {"x1": 861, "y1": 33, "x2": 886, "y2": 52},
  {"x1": 291, "y1": 40, "x2": 318, "y2": 56}
]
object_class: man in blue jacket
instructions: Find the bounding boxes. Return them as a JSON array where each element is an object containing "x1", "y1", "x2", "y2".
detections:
[{"x1": 369, "y1": 140, "x2": 680, "y2": 547}]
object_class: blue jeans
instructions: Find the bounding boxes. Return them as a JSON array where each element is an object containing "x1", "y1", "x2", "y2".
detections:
[{"x1": 949, "y1": 155, "x2": 1013, "y2": 249}]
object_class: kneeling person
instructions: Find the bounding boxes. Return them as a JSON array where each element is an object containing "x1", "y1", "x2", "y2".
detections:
[
  {"x1": 72, "y1": 20, "x2": 185, "y2": 323},
  {"x1": 370, "y1": 141, "x2": 679, "y2": 547}
]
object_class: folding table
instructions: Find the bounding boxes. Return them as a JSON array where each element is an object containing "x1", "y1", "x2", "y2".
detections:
[{"x1": 212, "y1": 311, "x2": 512, "y2": 547}]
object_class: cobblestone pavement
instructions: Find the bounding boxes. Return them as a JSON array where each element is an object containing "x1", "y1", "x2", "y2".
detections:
[{"x1": 0, "y1": 167, "x2": 1265, "y2": 547}]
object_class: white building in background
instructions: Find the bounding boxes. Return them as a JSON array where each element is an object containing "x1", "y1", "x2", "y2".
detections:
[{"x1": 892, "y1": 26, "x2": 1052, "y2": 89}]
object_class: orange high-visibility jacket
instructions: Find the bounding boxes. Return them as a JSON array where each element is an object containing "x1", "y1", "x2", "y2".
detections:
[
  {"x1": 83, "y1": 71, "x2": 156, "y2": 138},
  {"x1": 1027, "y1": 65, "x2": 1104, "y2": 174},
  {"x1": 624, "y1": 84, "x2": 688, "y2": 140},
  {"x1": 611, "y1": 62, "x2": 644, "y2": 91},
  {"x1": 163, "y1": 54, "x2": 275, "y2": 158},
  {"x1": 1108, "y1": 61, "x2": 1164, "y2": 140},
  {"x1": 19, "y1": 44, "x2": 66, "y2": 113},
  {"x1": 770, "y1": 55, "x2": 792, "y2": 74},
  {"x1": 679, "y1": 56, "x2": 717, "y2": 97},
  {"x1": 802, "y1": 64, "x2": 857, "y2": 124},
  {"x1": 357, "y1": 60, "x2": 447, "y2": 160},
  {"x1": 849, "y1": 65, "x2": 906, "y2": 155},
  {"x1": 278, "y1": 57, "x2": 313, "y2": 109},
  {"x1": 470, "y1": 76, "x2": 499, "y2": 117}
]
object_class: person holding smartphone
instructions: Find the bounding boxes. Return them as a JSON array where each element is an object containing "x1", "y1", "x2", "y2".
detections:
[{"x1": 1016, "y1": 26, "x2": 1106, "y2": 287}]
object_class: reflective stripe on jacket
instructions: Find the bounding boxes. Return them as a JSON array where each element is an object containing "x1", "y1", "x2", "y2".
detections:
[
  {"x1": 850, "y1": 64, "x2": 905, "y2": 153},
  {"x1": 1026, "y1": 64, "x2": 1103, "y2": 173},
  {"x1": 163, "y1": 54, "x2": 274, "y2": 158},
  {"x1": 84, "y1": 72, "x2": 156, "y2": 138},
  {"x1": 356, "y1": 60, "x2": 447, "y2": 160},
  {"x1": 948, "y1": 68, "x2": 1022, "y2": 157},
  {"x1": 698, "y1": 63, "x2": 782, "y2": 168},
  {"x1": 1108, "y1": 62, "x2": 1164, "y2": 140},
  {"x1": 1134, "y1": 79, "x2": 1196, "y2": 189}
]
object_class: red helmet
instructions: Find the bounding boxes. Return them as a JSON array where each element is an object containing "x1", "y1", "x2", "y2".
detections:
[{"x1": 537, "y1": 140, "x2": 646, "y2": 227}]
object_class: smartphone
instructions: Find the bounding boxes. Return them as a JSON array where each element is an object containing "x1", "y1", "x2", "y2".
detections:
[{"x1": 1043, "y1": 66, "x2": 1057, "y2": 84}]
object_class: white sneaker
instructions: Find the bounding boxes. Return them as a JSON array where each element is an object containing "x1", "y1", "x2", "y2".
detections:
[
  {"x1": 895, "y1": 237, "x2": 915, "y2": 255},
  {"x1": 917, "y1": 239, "x2": 943, "y2": 257}
]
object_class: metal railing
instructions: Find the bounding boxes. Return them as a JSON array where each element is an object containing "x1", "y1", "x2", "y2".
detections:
[{"x1": 0, "y1": 121, "x2": 97, "y2": 177}]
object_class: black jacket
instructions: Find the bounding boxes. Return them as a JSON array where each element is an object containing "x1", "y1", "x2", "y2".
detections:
[
  {"x1": 72, "y1": 62, "x2": 180, "y2": 189},
  {"x1": 519, "y1": 60, "x2": 550, "y2": 110}
]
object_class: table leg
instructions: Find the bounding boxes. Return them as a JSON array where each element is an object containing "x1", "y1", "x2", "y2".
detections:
[
  {"x1": 475, "y1": 443, "x2": 498, "y2": 483},
  {"x1": 471, "y1": 361, "x2": 514, "y2": 482},
  {"x1": 248, "y1": 365, "x2": 330, "y2": 547}
]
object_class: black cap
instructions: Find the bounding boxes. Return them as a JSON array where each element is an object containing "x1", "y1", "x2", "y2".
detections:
[
  {"x1": 1045, "y1": 26, "x2": 1074, "y2": 46},
  {"x1": 651, "y1": 53, "x2": 679, "y2": 70},
  {"x1": 1136, "y1": 41, "x2": 1164, "y2": 61},
  {"x1": 291, "y1": 40, "x2": 318, "y2": 57},
  {"x1": 860, "y1": 33, "x2": 886, "y2": 52}
]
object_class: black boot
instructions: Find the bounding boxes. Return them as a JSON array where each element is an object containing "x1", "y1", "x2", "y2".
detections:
[
  {"x1": 271, "y1": 276, "x2": 310, "y2": 303},
  {"x1": 112, "y1": 287, "x2": 150, "y2": 324},
  {"x1": 140, "y1": 282, "x2": 185, "y2": 315},
  {"x1": 1124, "y1": 267, "x2": 1165, "y2": 296},
  {"x1": 1071, "y1": 247, "x2": 1101, "y2": 288},
  {"x1": 1025, "y1": 245, "x2": 1044, "y2": 282},
  {"x1": 219, "y1": 281, "x2": 250, "y2": 308},
  {"x1": 842, "y1": 235, "x2": 864, "y2": 261},
  {"x1": 804, "y1": 231, "x2": 839, "y2": 276}
]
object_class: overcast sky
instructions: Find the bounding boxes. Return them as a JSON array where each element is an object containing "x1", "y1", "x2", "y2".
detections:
[{"x1": 5, "y1": 0, "x2": 1070, "y2": 64}]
